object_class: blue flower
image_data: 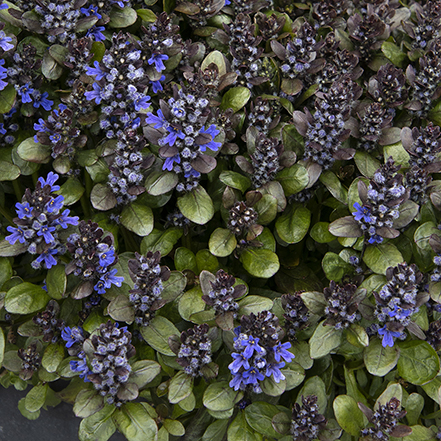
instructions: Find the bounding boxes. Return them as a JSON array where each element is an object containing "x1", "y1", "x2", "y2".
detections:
[
  {"x1": 46, "y1": 195, "x2": 64, "y2": 213},
  {"x1": 35, "y1": 247, "x2": 58, "y2": 269},
  {"x1": 229, "y1": 352, "x2": 250, "y2": 373},
  {"x1": 163, "y1": 126, "x2": 185, "y2": 146},
  {"x1": 34, "y1": 118, "x2": 49, "y2": 133},
  {"x1": 55, "y1": 209, "x2": 79, "y2": 228},
  {"x1": 273, "y1": 342, "x2": 294, "y2": 363},
  {"x1": 229, "y1": 372, "x2": 246, "y2": 390},
  {"x1": 388, "y1": 305, "x2": 412, "y2": 320},
  {"x1": 100, "y1": 268, "x2": 124, "y2": 290},
  {"x1": 146, "y1": 109, "x2": 167, "y2": 129},
  {"x1": 352, "y1": 202, "x2": 371, "y2": 222},
  {"x1": 150, "y1": 75, "x2": 165, "y2": 93},
  {"x1": 243, "y1": 336, "x2": 263, "y2": 359},
  {"x1": 184, "y1": 167, "x2": 201, "y2": 178},
  {"x1": 15, "y1": 202, "x2": 33, "y2": 219},
  {"x1": 80, "y1": 5, "x2": 102, "y2": 18},
  {"x1": 18, "y1": 84, "x2": 34, "y2": 103},
  {"x1": 243, "y1": 367, "x2": 265, "y2": 385},
  {"x1": 37, "y1": 225, "x2": 56, "y2": 244},
  {"x1": 224, "y1": 0, "x2": 231, "y2": 4},
  {"x1": 70, "y1": 357, "x2": 91, "y2": 381},
  {"x1": 0, "y1": 31, "x2": 14, "y2": 51},
  {"x1": 148, "y1": 53, "x2": 169, "y2": 72},
  {"x1": 98, "y1": 249, "x2": 115, "y2": 267},
  {"x1": 0, "y1": 2, "x2": 8, "y2": 10},
  {"x1": 86, "y1": 61, "x2": 106, "y2": 81},
  {"x1": 85, "y1": 82, "x2": 104, "y2": 104},
  {"x1": 265, "y1": 362, "x2": 286, "y2": 383},
  {"x1": 133, "y1": 94, "x2": 151, "y2": 111},
  {"x1": 378, "y1": 325, "x2": 401, "y2": 348},
  {"x1": 32, "y1": 91, "x2": 53, "y2": 111},
  {"x1": 5, "y1": 226, "x2": 26, "y2": 244},
  {"x1": 61, "y1": 326, "x2": 84, "y2": 348},
  {"x1": 38, "y1": 172, "x2": 60, "y2": 191},
  {"x1": 94, "y1": 279, "x2": 106, "y2": 294},
  {"x1": 86, "y1": 26, "x2": 106, "y2": 42},
  {"x1": 368, "y1": 234, "x2": 383, "y2": 244},
  {"x1": 198, "y1": 125, "x2": 221, "y2": 152}
]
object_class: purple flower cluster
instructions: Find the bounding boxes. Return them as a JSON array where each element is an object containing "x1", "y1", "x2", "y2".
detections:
[
  {"x1": 66, "y1": 220, "x2": 123, "y2": 297},
  {"x1": 373, "y1": 263, "x2": 425, "y2": 348},
  {"x1": 229, "y1": 311, "x2": 294, "y2": 393},
  {"x1": 352, "y1": 158, "x2": 408, "y2": 244},
  {"x1": 145, "y1": 84, "x2": 221, "y2": 192},
  {"x1": 127, "y1": 251, "x2": 170, "y2": 326},
  {"x1": 6, "y1": 172, "x2": 78, "y2": 269},
  {"x1": 87, "y1": 321, "x2": 136, "y2": 406},
  {"x1": 85, "y1": 32, "x2": 150, "y2": 139}
]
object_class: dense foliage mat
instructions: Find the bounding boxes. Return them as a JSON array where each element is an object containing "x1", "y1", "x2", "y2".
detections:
[{"x1": 1, "y1": 0, "x2": 441, "y2": 440}]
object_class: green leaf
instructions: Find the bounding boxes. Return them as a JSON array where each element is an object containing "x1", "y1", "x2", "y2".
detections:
[
  {"x1": 108, "y1": 294, "x2": 135, "y2": 323},
  {"x1": 275, "y1": 204, "x2": 311, "y2": 244},
  {"x1": 363, "y1": 243, "x2": 404, "y2": 275},
  {"x1": 238, "y1": 295, "x2": 273, "y2": 315},
  {"x1": 333, "y1": 395, "x2": 366, "y2": 437},
  {"x1": 220, "y1": 87, "x2": 251, "y2": 112},
  {"x1": 405, "y1": 393, "x2": 425, "y2": 426},
  {"x1": 322, "y1": 252, "x2": 353, "y2": 282},
  {"x1": 255, "y1": 194, "x2": 278, "y2": 225},
  {"x1": 42, "y1": 51, "x2": 64, "y2": 80},
  {"x1": 282, "y1": 362, "x2": 305, "y2": 390},
  {"x1": 74, "y1": 390, "x2": 104, "y2": 419},
  {"x1": 178, "y1": 286, "x2": 206, "y2": 321},
  {"x1": 113, "y1": 403, "x2": 158, "y2": 441},
  {"x1": 18, "y1": 398, "x2": 41, "y2": 421},
  {"x1": 54, "y1": 178, "x2": 85, "y2": 206},
  {"x1": 177, "y1": 185, "x2": 214, "y2": 225},
  {"x1": 202, "y1": 420, "x2": 229, "y2": 441},
  {"x1": 382, "y1": 41, "x2": 407, "y2": 67},
  {"x1": 17, "y1": 137, "x2": 51, "y2": 163},
  {"x1": 90, "y1": 184, "x2": 117, "y2": 211},
  {"x1": 354, "y1": 151, "x2": 381, "y2": 178},
  {"x1": 275, "y1": 164, "x2": 309, "y2": 196},
  {"x1": 0, "y1": 257, "x2": 12, "y2": 288},
  {"x1": 401, "y1": 425, "x2": 433, "y2": 441},
  {"x1": 240, "y1": 248, "x2": 280, "y2": 278},
  {"x1": 42, "y1": 342, "x2": 65, "y2": 373},
  {"x1": 174, "y1": 247, "x2": 198, "y2": 273},
  {"x1": 0, "y1": 84, "x2": 17, "y2": 114},
  {"x1": 0, "y1": 328, "x2": 4, "y2": 366},
  {"x1": 383, "y1": 142, "x2": 409, "y2": 167},
  {"x1": 79, "y1": 405, "x2": 116, "y2": 441},
  {"x1": 163, "y1": 419, "x2": 185, "y2": 436},
  {"x1": 120, "y1": 203, "x2": 154, "y2": 237},
  {"x1": 5, "y1": 282, "x2": 50, "y2": 314},
  {"x1": 46, "y1": 264, "x2": 67, "y2": 299},
  {"x1": 168, "y1": 371, "x2": 194, "y2": 404},
  {"x1": 397, "y1": 340, "x2": 440, "y2": 385},
  {"x1": 145, "y1": 171, "x2": 178, "y2": 195},
  {"x1": 209, "y1": 228, "x2": 237, "y2": 257},
  {"x1": 309, "y1": 321, "x2": 343, "y2": 359},
  {"x1": 320, "y1": 171, "x2": 348, "y2": 204},
  {"x1": 0, "y1": 161, "x2": 20, "y2": 181},
  {"x1": 161, "y1": 271, "x2": 187, "y2": 303},
  {"x1": 364, "y1": 338, "x2": 400, "y2": 377},
  {"x1": 261, "y1": 375, "x2": 286, "y2": 397},
  {"x1": 109, "y1": 6, "x2": 138, "y2": 27},
  {"x1": 139, "y1": 316, "x2": 179, "y2": 356},
  {"x1": 25, "y1": 383, "x2": 48, "y2": 413},
  {"x1": 347, "y1": 324, "x2": 369, "y2": 348},
  {"x1": 219, "y1": 171, "x2": 251, "y2": 192},
  {"x1": 228, "y1": 412, "x2": 261, "y2": 441},
  {"x1": 140, "y1": 228, "x2": 182, "y2": 256},
  {"x1": 130, "y1": 360, "x2": 161, "y2": 388},
  {"x1": 136, "y1": 8, "x2": 157, "y2": 22},
  {"x1": 310, "y1": 222, "x2": 335, "y2": 243},
  {"x1": 196, "y1": 249, "x2": 219, "y2": 273},
  {"x1": 245, "y1": 402, "x2": 284, "y2": 439},
  {"x1": 203, "y1": 381, "x2": 244, "y2": 411}
]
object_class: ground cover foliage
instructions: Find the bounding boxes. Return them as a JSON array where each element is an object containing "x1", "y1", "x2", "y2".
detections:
[{"x1": 2, "y1": 0, "x2": 441, "y2": 440}]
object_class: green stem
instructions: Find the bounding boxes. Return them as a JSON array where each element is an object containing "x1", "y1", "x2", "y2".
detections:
[
  {"x1": 32, "y1": 172, "x2": 39, "y2": 187},
  {"x1": 182, "y1": 231, "x2": 192, "y2": 251},
  {"x1": 121, "y1": 227, "x2": 138, "y2": 252},
  {"x1": 85, "y1": 170, "x2": 93, "y2": 198},
  {"x1": 0, "y1": 205, "x2": 14, "y2": 225},
  {"x1": 12, "y1": 179, "x2": 23, "y2": 201},
  {"x1": 80, "y1": 192, "x2": 91, "y2": 220}
]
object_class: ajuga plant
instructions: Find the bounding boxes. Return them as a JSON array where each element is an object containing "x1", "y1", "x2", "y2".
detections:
[{"x1": 5, "y1": 1, "x2": 441, "y2": 441}]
